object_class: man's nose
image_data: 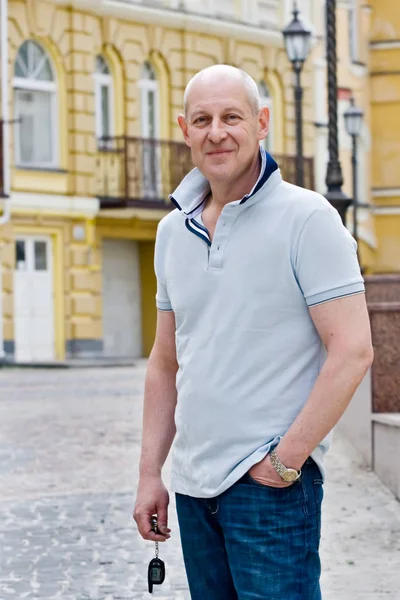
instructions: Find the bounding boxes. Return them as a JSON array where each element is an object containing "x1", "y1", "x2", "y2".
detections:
[{"x1": 207, "y1": 118, "x2": 228, "y2": 143}]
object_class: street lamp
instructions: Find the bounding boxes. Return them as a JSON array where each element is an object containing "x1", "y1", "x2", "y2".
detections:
[
  {"x1": 324, "y1": 0, "x2": 351, "y2": 224},
  {"x1": 282, "y1": 2, "x2": 311, "y2": 188},
  {"x1": 344, "y1": 96, "x2": 364, "y2": 257}
]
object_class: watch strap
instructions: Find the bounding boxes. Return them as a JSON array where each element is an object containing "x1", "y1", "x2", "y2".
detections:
[{"x1": 270, "y1": 449, "x2": 301, "y2": 481}]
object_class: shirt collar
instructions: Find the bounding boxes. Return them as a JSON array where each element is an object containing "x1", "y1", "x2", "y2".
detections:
[{"x1": 170, "y1": 147, "x2": 279, "y2": 217}]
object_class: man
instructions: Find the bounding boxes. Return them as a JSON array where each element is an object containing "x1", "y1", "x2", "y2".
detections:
[{"x1": 133, "y1": 64, "x2": 373, "y2": 599}]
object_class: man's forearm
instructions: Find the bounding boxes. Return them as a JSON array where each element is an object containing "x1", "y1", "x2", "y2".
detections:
[
  {"x1": 277, "y1": 351, "x2": 372, "y2": 470},
  {"x1": 139, "y1": 351, "x2": 178, "y2": 478}
]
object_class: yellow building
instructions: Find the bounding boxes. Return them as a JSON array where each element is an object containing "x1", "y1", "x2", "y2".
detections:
[
  {"x1": 369, "y1": 0, "x2": 400, "y2": 273},
  {"x1": 311, "y1": 0, "x2": 375, "y2": 269},
  {"x1": 313, "y1": 0, "x2": 400, "y2": 275},
  {"x1": 0, "y1": 0, "x2": 397, "y2": 364},
  {"x1": 0, "y1": 0, "x2": 317, "y2": 363}
]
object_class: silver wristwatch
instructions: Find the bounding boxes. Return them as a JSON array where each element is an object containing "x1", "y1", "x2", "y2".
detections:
[{"x1": 269, "y1": 449, "x2": 301, "y2": 483}]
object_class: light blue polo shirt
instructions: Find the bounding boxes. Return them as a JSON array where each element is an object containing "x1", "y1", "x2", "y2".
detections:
[{"x1": 155, "y1": 149, "x2": 364, "y2": 498}]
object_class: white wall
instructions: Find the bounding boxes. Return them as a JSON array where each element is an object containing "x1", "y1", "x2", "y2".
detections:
[
  {"x1": 373, "y1": 416, "x2": 400, "y2": 501},
  {"x1": 338, "y1": 369, "x2": 372, "y2": 467}
]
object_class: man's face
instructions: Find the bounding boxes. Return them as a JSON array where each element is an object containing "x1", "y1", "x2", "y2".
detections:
[{"x1": 178, "y1": 77, "x2": 269, "y2": 182}]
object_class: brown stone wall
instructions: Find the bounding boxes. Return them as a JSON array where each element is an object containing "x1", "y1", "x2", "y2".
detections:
[
  {"x1": 369, "y1": 305, "x2": 400, "y2": 413},
  {"x1": 365, "y1": 275, "x2": 400, "y2": 304},
  {"x1": 366, "y1": 275, "x2": 400, "y2": 413}
]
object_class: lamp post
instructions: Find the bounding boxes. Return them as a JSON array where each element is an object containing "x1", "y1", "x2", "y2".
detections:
[
  {"x1": 282, "y1": 2, "x2": 311, "y2": 188},
  {"x1": 324, "y1": 0, "x2": 351, "y2": 224},
  {"x1": 344, "y1": 96, "x2": 364, "y2": 256}
]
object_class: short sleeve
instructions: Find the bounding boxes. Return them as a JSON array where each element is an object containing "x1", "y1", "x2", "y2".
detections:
[
  {"x1": 294, "y1": 206, "x2": 364, "y2": 307},
  {"x1": 156, "y1": 279, "x2": 173, "y2": 312},
  {"x1": 154, "y1": 221, "x2": 173, "y2": 312}
]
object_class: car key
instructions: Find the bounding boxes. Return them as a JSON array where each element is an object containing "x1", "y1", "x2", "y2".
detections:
[{"x1": 148, "y1": 516, "x2": 166, "y2": 593}]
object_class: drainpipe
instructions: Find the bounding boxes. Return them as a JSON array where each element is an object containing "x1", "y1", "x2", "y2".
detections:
[{"x1": 0, "y1": 0, "x2": 10, "y2": 361}]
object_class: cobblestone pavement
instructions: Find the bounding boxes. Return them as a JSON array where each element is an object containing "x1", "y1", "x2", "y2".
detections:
[{"x1": 0, "y1": 363, "x2": 399, "y2": 599}]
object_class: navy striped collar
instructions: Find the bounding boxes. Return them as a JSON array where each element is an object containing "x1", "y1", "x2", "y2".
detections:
[
  {"x1": 170, "y1": 148, "x2": 279, "y2": 217},
  {"x1": 185, "y1": 217, "x2": 212, "y2": 247}
]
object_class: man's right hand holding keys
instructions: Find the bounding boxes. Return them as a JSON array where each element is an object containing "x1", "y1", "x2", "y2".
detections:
[{"x1": 133, "y1": 474, "x2": 171, "y2": 542}]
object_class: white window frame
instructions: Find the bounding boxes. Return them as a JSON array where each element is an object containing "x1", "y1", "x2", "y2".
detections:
[
  {"x1": 139, "y1": 72, "x2": 160, "y2": 140},
  {"x1": 13, "y1": 42, "x2": 58, "y2": 169},
  {"x1": 349, "y1": 0, "x2": 360, "y2": 63},
  {"x1": 15, "y1": 235, "x2": 51, "y2": 273},
  {"x1": 253, "y1": 0, "x2": 280, "y2": 27},
  {"x1": 259, "y1": 82, "x2": 274, "y2": 153},
  {"x1": 139, "y1": 63, "x2": 161, "y2": 198},
  {"x1": 94, "y1": 57, "x2": 114, "y2": 141},
  {"x1": 242, "y1": 0, "x2": 249, "y2": 20}
]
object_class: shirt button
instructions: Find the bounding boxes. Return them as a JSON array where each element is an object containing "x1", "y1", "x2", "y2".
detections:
[{"x1": 217, "y1": 245, "x2": 220, "y2": 250}]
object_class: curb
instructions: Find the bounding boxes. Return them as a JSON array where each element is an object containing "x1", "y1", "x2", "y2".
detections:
[{"x1": 0, "y1": 358, "x2": 136, "y2": 369}]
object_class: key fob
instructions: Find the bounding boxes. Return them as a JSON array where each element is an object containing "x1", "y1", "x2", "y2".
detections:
[
  {"x1": 148, "y1": 557, "x2": 165, "y2": 593},
  {"x1": 151, "y1": 516, "x2": 161, "y2": 535}
]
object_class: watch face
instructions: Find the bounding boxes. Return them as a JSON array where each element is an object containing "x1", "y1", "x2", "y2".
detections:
[{"x1": 283, "y1": 469, "x2": 299, "y2": 482}]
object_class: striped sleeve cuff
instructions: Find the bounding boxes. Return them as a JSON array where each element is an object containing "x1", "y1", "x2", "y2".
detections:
[
  {"x1": 306, "y1": 282, "x2": 365, "y2": 307},
  {"x1": 156, "y1": 298, "x2": 173, "y2": 312}
]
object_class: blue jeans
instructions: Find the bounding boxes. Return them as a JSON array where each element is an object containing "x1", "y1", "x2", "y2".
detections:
[{"x1": 175, "y1": 458, "x2": 323, "y2": 600}]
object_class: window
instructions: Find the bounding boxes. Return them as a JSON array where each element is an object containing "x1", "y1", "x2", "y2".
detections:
[
  {"x1": 139, "y1": 62, "x2": 161, "y2": 198},
  {"x1": 139, "y1": 62, "x2": 159, "y2": 140},
  {"x1": 34, "y1": 241, "x2": 48, "y2": 271},
  {"x1": 349, "y1": 0, "x2": 359, "y2": 63},
  {"x1": 258, "y1": 81, "x2": 274, "y2": 153},
  {"x1": 256, "y1": 1, "x2": 279, "y2": 27},
  {"x1": 15, "y1": 240, "x2": 27, "y2": 271},
  {"x1": 13, "y1": 40, "x2": 57, "y2": 168},
  {"x1": 94, "y1": 55, "x2": 113, "y2": 140},
  {"x1": 242, "y1": 0, "x2": 250, "y2": 20},
  {"x1": 15, "y1": 238, "x2": 49, "y2": 272}
]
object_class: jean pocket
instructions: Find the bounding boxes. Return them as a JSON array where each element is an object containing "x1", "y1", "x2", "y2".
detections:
[
  {"x1": 245, "y1": 472, "x2": 299, "y2": 491},
  {"x1": 313, "y1": 480, "x2": 323, "y2": 544},
  {"x1": 313, "y1": 479, "x2": 324, "y2": 502}
]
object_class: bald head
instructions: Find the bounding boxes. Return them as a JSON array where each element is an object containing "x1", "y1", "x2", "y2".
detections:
[{"x1": 183, "y1": 65, "x2": 261, "y2": 118}]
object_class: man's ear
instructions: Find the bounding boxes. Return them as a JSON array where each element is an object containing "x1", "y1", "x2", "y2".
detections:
[
  {"x1": 178, "y1": 114, "x2": 192, "y2": 147},
  {"x1": 257, "y1": 106, "x2": 270, "y2": 143}
]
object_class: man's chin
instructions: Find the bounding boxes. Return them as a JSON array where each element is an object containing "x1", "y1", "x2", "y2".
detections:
[{"x1": 200, "y1": 165, "x2": 236, "y2": 182}]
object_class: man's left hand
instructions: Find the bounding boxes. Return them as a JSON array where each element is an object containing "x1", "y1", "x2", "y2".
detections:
[{"x1": 248, "y1": 454, "x2": 293, "y2": 488}]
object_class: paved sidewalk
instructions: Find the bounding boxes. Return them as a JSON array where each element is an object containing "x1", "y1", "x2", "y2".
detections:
[{"x1": 0, "y1": 363, "x2": 399, "y2": 599}]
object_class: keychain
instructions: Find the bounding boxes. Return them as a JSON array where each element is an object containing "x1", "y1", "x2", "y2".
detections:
[{"x1": 148, "y1": 516, "x2": 166, "y2": 594}]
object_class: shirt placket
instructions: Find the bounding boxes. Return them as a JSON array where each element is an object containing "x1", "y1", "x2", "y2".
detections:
[{"x1": 207, "y1": 206, "x2": 236, "y2": 271}]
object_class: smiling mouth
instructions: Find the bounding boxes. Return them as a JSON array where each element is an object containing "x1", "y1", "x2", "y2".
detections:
[{"x1": 207, "y1": 150, "x2": 233, "y2": 155}]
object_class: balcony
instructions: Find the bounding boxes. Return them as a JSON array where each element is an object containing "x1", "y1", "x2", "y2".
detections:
[
  {"x1": 96, "y1": 136, "x2": 314, "y2": 209},
  {"x1": 96, "y1": 136, "x2": 194, "y2": 209},
  {"x1": 111, "y1": 0, "x2": 281, "y2": 30}
]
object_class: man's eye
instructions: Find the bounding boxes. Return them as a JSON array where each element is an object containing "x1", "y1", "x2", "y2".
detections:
[
  {"x1": 226, "y1": 115, "x2": 240, "y2": 122},
  {"x1": 193, "y1": 117, "x2": 208, "y2": 125}
]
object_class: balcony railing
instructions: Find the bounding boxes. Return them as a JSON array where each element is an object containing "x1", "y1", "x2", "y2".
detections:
[
  {"x1": 96, "y1": 136, "x2": 194, "y2": 208},
  {"x1": 117, "y1": 0, "x2": 280, "y2": 29},
  {"x1": 96, "y1": 136, "x2": 315, "y2": 209}
]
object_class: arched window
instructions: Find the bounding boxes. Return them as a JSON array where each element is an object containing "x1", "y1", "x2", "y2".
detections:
[
  {"x1": 139, "y1": 62, "x2": 161, "y2": 198},
  {"x1": 13, "y1": 40, "x2": 57, "y2": 168},
  {"x1": 139, "y1": 62, "x2": 160, "y2": 140},
  {"x1": 94, "y1": 55, "x2": 113, "y2": 140},
  {"x1": 258, "y1": 81, "x2": 274, "y2": 152}
]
